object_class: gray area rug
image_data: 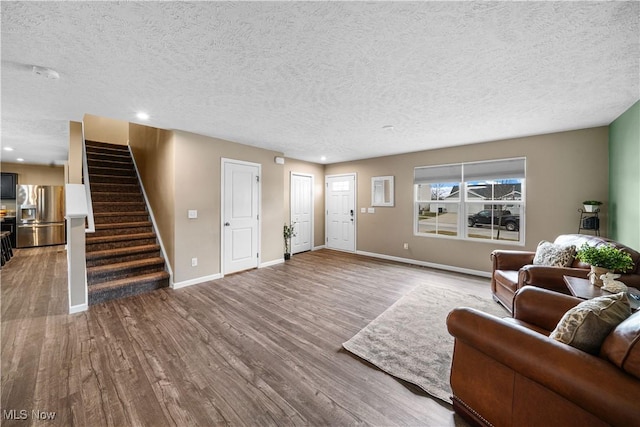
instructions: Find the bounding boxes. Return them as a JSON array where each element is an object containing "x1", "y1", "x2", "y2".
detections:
[{"x1": 343, "y1": 284, "x2": 508, "y2": 404}]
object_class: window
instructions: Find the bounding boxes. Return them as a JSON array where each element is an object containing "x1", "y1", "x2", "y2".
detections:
[{"x1": 414, "y1": 158, "x2": 525, "y2": 244}]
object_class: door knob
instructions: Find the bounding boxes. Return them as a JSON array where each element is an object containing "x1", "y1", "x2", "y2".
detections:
[{"x1": 224, "y1": 222, "x2": 230, "y2": 226}]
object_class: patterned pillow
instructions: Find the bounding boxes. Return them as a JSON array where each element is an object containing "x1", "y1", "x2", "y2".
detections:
[
  {"x1": 533, "y1": 240, "x2": 576, "y2": 267},
  {"x1": 550, "y1": 292, "x2": 632, "y2": 354}
]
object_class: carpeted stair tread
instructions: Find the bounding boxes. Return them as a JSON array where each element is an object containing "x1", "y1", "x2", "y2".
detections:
[
  {"x1": 90, "y1": 183, "x2": 140, "y2": 192},
  {"x1": 94, "y1": 221, "x2": 152, "y2": 230},
  {"x1": 94, "y1": 211, "x2": 148, "y2": 218},
  {"x1": 91, "y1": 192, "x2": 144, "y2": 202},
  {"x1": 92, "y1": 201, "x2": 147, "y2": 212},
  {"x1": 87, "y1": 257, "x2": 165, "y2": 275},
  {"x1": 86, "y1": 149, "x2": 131, "y2": 159},
  {"x1": 90, "y1": 174, "x2": 139, "y2": 184},
  {"x1": 88, "y1": 166, "x2": 136, "y2": 177},
  {"x1": 86, "y1": 244, "x2": 160, "y2": 259},
  {"x1": 86, "y1": 140, "x2": 130, "y2": 152},
  {"x1": 87, "y1": 274, "x2": 170, "y2": 306},
  {"x1": 88, "y1": 270, "x2": 170, "y2": 291},
  {"x1": 86, "y1": 231, "x2": 156, "y2": 245}
]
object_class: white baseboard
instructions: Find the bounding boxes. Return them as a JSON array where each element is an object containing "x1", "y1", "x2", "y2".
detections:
[
  {"x1": 260, "y1": 258, "x2": 284, "y2": 268},
  {"x1": 172, "y1": 273, "x2": 223, "y2": 289},
  {"x1": 313, "y1": 245, "x2": 326, "y2": 251},
  {"x1": 355, "y1": 250, "x2": 491, "y2": 278},
  {"x1": 69, "y1": 303, "x2": 88, "y2": 314}
]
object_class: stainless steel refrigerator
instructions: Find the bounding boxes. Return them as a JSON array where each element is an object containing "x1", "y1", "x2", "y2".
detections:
[{"x1": 16, "y1": 185, "x2": 66, "y2": 248}]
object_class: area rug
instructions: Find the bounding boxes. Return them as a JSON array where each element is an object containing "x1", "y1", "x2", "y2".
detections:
[{"x1": 342, "y1": 284, "x2": 507, "y2": 404}]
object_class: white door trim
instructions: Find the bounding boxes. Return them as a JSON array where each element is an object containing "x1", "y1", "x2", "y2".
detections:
[
  {"x1": 325, "y1": 173, "x2": 357, "y2": 253},
  {"x1": 221, "y1": 158, "x2": 262, "y2": 276},
  {"x1": 290, "y1": 172, "x2": 314, "y2": 254}
]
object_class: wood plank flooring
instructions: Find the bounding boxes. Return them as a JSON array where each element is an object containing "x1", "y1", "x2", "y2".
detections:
[{"x1": 1, "y1": 246, "x2": 492, "y2": 426}]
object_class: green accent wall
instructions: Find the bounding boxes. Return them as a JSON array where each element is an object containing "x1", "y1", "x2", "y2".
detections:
[{"x1": 609, "y1": 100, "x2": 640, "y2": 249}]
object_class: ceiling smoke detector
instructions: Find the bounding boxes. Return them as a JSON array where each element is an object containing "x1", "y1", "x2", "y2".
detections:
[{"x1": 32, "y1": 66, "x2": 60, "y2": 80}]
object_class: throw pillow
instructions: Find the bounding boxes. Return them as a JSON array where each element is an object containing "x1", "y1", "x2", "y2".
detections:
[
  {"x1": 533, "y1": 240, "x2": 576, "y2": 267},
  {"x1": 550, "y1": 292, "x2": 632, "y2": 354}
]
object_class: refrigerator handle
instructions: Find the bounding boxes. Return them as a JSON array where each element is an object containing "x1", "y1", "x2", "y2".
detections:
[{"x1": 38, "y1": 186, "x2": 45, "y2": 222}]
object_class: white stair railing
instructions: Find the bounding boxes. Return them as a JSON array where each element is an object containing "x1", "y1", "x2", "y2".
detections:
[{"x1": 81, "y1": 122, "x2": 95, "y2": 233}]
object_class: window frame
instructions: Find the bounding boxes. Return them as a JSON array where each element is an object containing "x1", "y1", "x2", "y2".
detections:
[{"x1": 413, "y1": 158, "x2": 526, "y2": 245}]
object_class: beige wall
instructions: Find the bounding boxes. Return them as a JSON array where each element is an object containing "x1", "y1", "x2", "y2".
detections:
[
  {"x1": 325, "y1": 127, "x2": 609, "y2": 274},
  {"x1": 1, "y1": 162, "x2": 65, "y2": 185},
  {"x1": 83, "y1": 114, "x2": 129, "y2": 145},
  {"x1": 283, "y1": 158, "x2": 326, "y2": 248},
  {"x1": 172, "y1": 131, "x2": 284, "y2": 283},
  {"x1": 130, "y1": 125, "x2": 285, "y2": 284},
  {"x1": 129, "y1": 123, "x2": 176, "y2": 272},
  {"x1": 68, "y1": 121, "x2": 83, "y2": 184}
]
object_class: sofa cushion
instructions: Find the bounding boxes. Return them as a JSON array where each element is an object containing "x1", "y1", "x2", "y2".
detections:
[
  {"x1": 494, "y1": 270, "x2": 519, "y2": 292},
  {"x1": 550, "y1": 292, "x2": 632, "y2": 354},
  {"x1": 601, "y1": 311, "x2": 640, "y2": 380},
  {"x1": 533, "y1": 240, "x2": 576, "y2": 267}
]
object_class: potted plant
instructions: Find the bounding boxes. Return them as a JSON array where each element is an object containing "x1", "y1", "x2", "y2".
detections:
[
  {"x1": 283, "y1": 223, "x2": 296, "y2": 260},
  {"x1": 576, "y1": 243, "x2": 634, "y2": 287},
  {"x1": 582, "y1": 200, "x2": 602, "y2": 212}
]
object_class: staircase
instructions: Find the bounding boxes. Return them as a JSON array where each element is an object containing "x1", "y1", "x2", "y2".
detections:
[{"x1": 85, "y1": 140, "x2": 169, "y2": 305}]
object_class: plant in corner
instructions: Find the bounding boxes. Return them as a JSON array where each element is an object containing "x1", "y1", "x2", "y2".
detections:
[
  {"x1": 283, "y1": 223, "x2": 296, "y2": 261},
  {"x1": 575, "y1": 243, "x2": 634, "y2": 287},
  {"x1": 582, "y1": 200, "x2": 602, "y2": 212}
]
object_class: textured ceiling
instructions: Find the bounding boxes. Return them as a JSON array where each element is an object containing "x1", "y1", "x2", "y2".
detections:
[{"x1": 1, "y1": 1, "x2": 638, "y2": 165}]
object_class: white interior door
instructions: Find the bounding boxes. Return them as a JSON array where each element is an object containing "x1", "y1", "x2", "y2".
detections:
[
  {"x1": 290, "y1": 173, "x2": 313, "y2": 254},
  {"x1": 223, "y1": 159, "x2": 260, "y2": 274},
  {"x1": 326, "y1": 174, "x2": 356, "y2": 252}
]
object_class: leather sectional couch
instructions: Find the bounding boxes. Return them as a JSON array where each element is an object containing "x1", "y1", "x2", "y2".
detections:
[
  {"x1": 447, "y1": 286, "x2": 640, "y2": 427},
  {"x1": 491, "y1": 234, "x2": 640, "y2": 312}
]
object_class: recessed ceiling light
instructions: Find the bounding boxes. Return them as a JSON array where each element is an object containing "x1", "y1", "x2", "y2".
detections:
[
  {"x1": 320, "y1": 156, "x2": 327, "y2": 162},
  {"x1": 382, "y1": 125, "x2": 395, "y2": 131},
  {"x1": 16, "y1": 158, "x2": 25, "y2": 162},
  {"x1": 136, "y1": 112, "x2": 149, "y2": 120},
  {"x1": 3, "y1": 147, "x2": 14, "y2": 152}
]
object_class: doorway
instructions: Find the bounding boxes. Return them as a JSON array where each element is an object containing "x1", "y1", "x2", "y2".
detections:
[
  {"x1": 222, "y1": 159, "x2": 260, "y2": 274},
  {"x1": 290, "y1": 173, "x2": 313, "y2": 254},
  {"x1": 325, "y1": 174, "x2": 356, "y2": 252}
]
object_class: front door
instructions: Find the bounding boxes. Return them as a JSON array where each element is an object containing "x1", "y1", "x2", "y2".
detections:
[
  {"x1": 222, "y1": 159, "x2": 260, "y2": 274},
  {"x1": 290, "y1": 173, "x2": 313, "y2": 254},
  {"x1": 326, "y1": 174, "x2": 356, "y2": 252}
]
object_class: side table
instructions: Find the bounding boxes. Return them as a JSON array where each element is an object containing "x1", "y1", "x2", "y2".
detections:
[{"x1": 563, "y1": 275, "x2": 640, "y2": 311}]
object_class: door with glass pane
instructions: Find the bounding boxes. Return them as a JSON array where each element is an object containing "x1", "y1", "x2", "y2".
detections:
[{"x1": 325, "y1": 174, "x2": 356, "y2": 252}]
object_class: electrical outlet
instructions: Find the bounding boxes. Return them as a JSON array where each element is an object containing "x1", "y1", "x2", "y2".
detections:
[
  {"x1": 403, "y1": 243, "x2": 409, "y2": 250},
  {"x1": 188, "y1": 209, "x2": 198, "y2": 219},
  {"x1": 191, "y1": 257, "x2": 198, "y2": 267}
]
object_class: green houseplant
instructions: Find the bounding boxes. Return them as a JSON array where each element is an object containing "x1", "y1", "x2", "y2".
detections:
[
  {"x1": 283, "y1": 223, "x2": 296, "y2": 260},
  {"x1": 576, "y1": 243, "x2": 634, "y2": 286},
  {"x1": 582, "y1": 200, "x2": 602, "y2": 212}
]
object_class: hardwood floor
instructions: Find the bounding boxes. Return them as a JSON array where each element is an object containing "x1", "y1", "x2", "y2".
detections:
[{"x1": 1, "y1": 246, "x2": 491, "y2": 426}]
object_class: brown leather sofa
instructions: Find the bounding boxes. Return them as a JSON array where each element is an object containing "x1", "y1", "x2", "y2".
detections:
[
  {"x1": 491, "y1": 234, "x2": 640, "y2": 312},
  {"x1": 447, "y1": 286, "x2": 640, "y2": 427}
]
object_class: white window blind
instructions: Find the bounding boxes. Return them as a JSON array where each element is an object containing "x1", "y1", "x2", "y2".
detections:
[
  {"x1": 463, "y1": 158, "x2": 525, "y2": 181},
  {"x1": 414, "y1": 163, "x2": 462, "y2": 184}
]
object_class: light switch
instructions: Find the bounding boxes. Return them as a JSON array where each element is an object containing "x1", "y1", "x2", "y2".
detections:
[
  {"x1": 368, "y1": 207, "x2": 375, "y2": 213},
  {"x1": 360, "y1": 207, "x2": 366, "y2": 213},
  {"x1": 188, "y1": 209, "x2": 198, "y2": 219}
]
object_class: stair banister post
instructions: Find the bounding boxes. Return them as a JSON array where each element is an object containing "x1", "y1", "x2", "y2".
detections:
[{"x1": 65, "y1": 184, "x2": 89, "y2": 313}]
